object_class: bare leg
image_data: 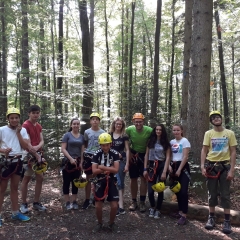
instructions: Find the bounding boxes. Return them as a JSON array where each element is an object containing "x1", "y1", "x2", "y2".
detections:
[
  {"x1": 95, "y1": 201, "x2": 103, "y2": 223},
  {"x1": 34, "y1": 173, "x2": 43, "y2": 202},
  {"x1": 109, "y1": 201, "x2": 118, "y2": 224},
  {"x1": 10, "y1": 174, "x2": 21, "y2": 211},
  {"x1": 21, "y1": 176, "x2": 31, "y2": 203}
]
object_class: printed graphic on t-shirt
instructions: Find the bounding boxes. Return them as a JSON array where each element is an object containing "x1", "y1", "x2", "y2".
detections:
[
  {"x1": 88, "y1": 135, "x2": 100, "y2": 152},
  {"x1": 211, "y1": 137, "x2": 229, "y2": 152},
  {"x1": 171, "y1": 143, "x2": 183, "y2": 154}
]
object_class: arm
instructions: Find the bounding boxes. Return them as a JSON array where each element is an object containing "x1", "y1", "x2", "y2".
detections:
[
  {"x1": 98, "y1": 161, "x2": 119, "y2": 174},
  {"x1": 200, "y1": 145, "x2": 209, "y2": 177},
  {"x1": 161, "y1": 147, "x2": 171, "y2": 180},
  {"x1": 80, "y1": 144, "x2": 85, "y2": 168},
  {"x1": 124, "y1": 140, "x2": 130, "y2": 172},
  {"x1": 16, "y1": 125, "x2": 29, "y2": 150},
  {"x1": 175, "y1": 147, "x2": 190, "y2": 177},
  {"x1": 61, "y1": 142, "x2": 76, "y2": 166},
  {"x1": 227, "y1": 145, "x2": 236, "y2": 180},
  {"x1": 32, "y1": 132, "x2": 44, "y2": 151},
  {"x1": 143, "y1": 147, "x2": 149, "y2": 178}
]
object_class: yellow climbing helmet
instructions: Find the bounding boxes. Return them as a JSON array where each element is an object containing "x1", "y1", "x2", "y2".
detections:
[
  {"x1": 170, "y1": 181, "x2": 181, "y2": 193},
  {"x1": 90, "y1": 113, "x2": 100, "y2": 120},
  {"x1": 73, "y1": 178, "x2": 88, "y2": 188},
  {"x1": 152, "y1": 182, "x2": 165, "y2": 193},
  {"x1": 132, "y1": 113, "x2": 144, "y2": 120},
  {"x1": 6, "y1": 107, "x2": 20, "y2": 117},
  {"x1": 98, "y1": 133, "x2": 112, "y2": 144},
  {"x1": 32, "y1": 162, "x2": 48, "y2": 174}
]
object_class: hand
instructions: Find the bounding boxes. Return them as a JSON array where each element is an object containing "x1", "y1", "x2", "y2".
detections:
[
  {"x1": 119, "y1": 153, "x2": 122, "y2": 159},
  {"x1": 160, "y1": 172, "x2": 166, "y2": 181},
  {"x1": 16, "y1": 124, "x2": 22, "y2": 133},
  {"x1": 168, "y1": 165, "x2": 173, "y2": 173},
  {"x1": 70, "y1": 158, "x2": 77, "y2": 166},
  {"x1": 226, "y1": 170, "x2": 234, "y2": 180},
  {"x1": 32, "y1": 146, "x2": 39, "y2": 151},
  {"x1": 124, "y1": 165, "x2": 129, "y2": 173},
  {"x1": 143, "y1": 170, "x2": 148, "y2": 179},
  {"x1": 2, "y1": 148, "x2": 12, "y2": 155},
  {"x1": 201, "y1": 168, "x2": 207, "y2": 177},
  {"x1": 175, "y1": 169, "x2": 181, "y2": 177}
]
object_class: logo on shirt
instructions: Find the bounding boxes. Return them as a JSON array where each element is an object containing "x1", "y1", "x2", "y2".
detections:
[{"x1": 171, "y1": 144, "x2": 183, "y2": 154}]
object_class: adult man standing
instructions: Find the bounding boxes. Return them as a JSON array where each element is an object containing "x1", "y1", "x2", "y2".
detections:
[
  {"x1": 126, "y1": 113, "x2": 152, "y2": 212},
  {"x1": 201, "y1": 111, "x2": 237, "y2": 234},
  {"x1": 20, "y1": 105, "x2": 46, "y2": 213}
]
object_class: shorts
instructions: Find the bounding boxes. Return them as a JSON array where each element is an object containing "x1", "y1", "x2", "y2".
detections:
[
  {"x1": 23, "y1": 152, "x2": 44, "y2": 177},
  {"x1": 1, "y1": 160, "x2": 23, "y2": 179},
  {"x1": 83, "y1": 152, "x2": 93, "y2": 175},
  {"x1": 129, "y1": 150, "x2": 145, "y2": 179},
  {"x1": 206, "y1": 162, "x2": 231, "y2": 209},
  {"x1": 116, "y1": 160, "x2": 126, "y2": 190},
  {"x1": 94, "y1": 177, "x2": 119, "y2": 202}
]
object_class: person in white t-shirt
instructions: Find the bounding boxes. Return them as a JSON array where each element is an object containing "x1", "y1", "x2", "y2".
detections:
[
  {"x1": 169, "y1": 123, "x2": 191, "y2": 225},
  {"x1": 0, "y1": 108, "x2": 30, "y2": 227}
]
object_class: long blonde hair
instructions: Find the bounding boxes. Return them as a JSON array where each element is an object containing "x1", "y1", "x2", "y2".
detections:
[{"x1": 109, "y1": 117, "x2": 126, "y2": 137}]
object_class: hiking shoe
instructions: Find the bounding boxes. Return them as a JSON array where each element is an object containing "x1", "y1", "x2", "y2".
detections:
[
  {"x1": 170, "y1": 212, "x2": 182, "y2": 219},
  {"x1": 177, "y1": 216, "x2": 187, "y2": 225},
  {"x1": 82, "y1": 199, "x2": 90, "y2": 210},
  {"x1": 129, "y1": 201, "x2": 138, "y2": 211},
  {"x1": 154, "y1": 210, "x2": 161, "y2": 219},
  {"x1": 20, "y1": 203, "x2": 29, "y2": 214},
  {"x1": 65, "y1": 201, "x2": 72, "y2": 210},
  {"x1": 108, "y1": 222, "x2": 118, "y2": 233},
  {"x1": 149, "y1": 208, "x2": 155, "y2": 217},
  {"x1": 116, "y1": 208, "x2": 125, "y2": 217},
  {"x1": 139, "y1": 201, "x2": 146, "y2": 212},
  {"x1": 222, "y1": 220, "x2": 232, "y2": 234},
  {"x1": 33, "y1": 202, "x2": 46, "y2": 211},
  {"x1": 92, "y1": 223, "x2": 103, "y2": 233},
  {"x1": 205, "y1": 216, "x2": 215, "y2": 230},
  {"x1": 72, "y1": 201, "x2": 79, "y2": 210},
  {"x1": 11, "y1": 212, "x2": 30, "y2": 222}
]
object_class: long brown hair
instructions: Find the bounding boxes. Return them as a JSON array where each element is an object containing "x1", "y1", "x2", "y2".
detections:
[{"x1": 109, "y1": 117, "x2": 126, "y2": 137}]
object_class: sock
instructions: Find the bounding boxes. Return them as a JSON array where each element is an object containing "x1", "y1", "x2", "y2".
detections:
[
  {"x1": 224, "y1": 214, "x2": 230, "y2": 221},
  {"x1": 132, "y1": 198, "x2": 137, "y2": 202},
  {"x1": 210, "y1": 212, "x2": 215, "y2": 218},
  {"x1": 140, "y1": 196, "x2": 146, "y2": 202}
]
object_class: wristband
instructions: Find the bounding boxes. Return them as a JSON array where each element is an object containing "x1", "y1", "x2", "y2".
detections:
[{"x1": 144, "y1": 168, "x2": 148, "y2": 171}]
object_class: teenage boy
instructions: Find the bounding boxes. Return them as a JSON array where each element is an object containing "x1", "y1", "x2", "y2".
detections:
[
  {"x1": 201, "y1": 111, "x2": 237, "y2": 234},
  {"x1": 91, "y1": 133, "x2": 119, "y2": 233},
  {"x1": 0, "y1": 108, "x2": 30, "y2": 227},
  {"x1": 126, "y1": 113, "x2": 152, "y2": 212},
  {"x1": 20, "y1": 105, "x2": 46, "y2": 213},
  {"x1": 81, "y1": 113, "x2": 105, "y2": 209}
]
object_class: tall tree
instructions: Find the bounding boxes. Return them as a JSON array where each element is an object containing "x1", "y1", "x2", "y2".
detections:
[
  {"x1": 150, "y1": 0, "x2": 162, "y2": 126},
  {"x1": 181, "y1": 0, "x2": 193, "y2": 135},
  {"x1": 187, "y1": 0, "x2": 213, "y2": 163}
]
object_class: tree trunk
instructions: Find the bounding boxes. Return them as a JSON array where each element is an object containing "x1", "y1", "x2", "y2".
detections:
[
  {"x1": 214, "y1": 3, "x2": 229, "y2": 126},
  {"x1": 187, "y1": 0, "x2": 213, "y2": 164},
  {"x1": 79, "y1": 0, "x2": 94, "y2": 134},
  {"x1": 181, "y1": 0, "x2": 193, "y2": 136},
  {"x1": 150, "y1": 0, "x2": 162, "y2": 127}
]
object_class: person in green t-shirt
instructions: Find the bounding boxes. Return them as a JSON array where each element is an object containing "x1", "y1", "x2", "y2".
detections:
[{"x1": 126, "y1": 113, "x2": 152, "y2": 213}]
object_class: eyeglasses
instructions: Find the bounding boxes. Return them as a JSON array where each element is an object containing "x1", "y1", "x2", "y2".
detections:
[
  {"x1": 135, "y1": 121, "x2": 143, "y2": 124},
  {"x1": 211, "y1": 116, "x2": 221, "y2": 120}
]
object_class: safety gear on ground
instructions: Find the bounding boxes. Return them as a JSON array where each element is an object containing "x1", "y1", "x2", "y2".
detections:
[
  {"x1": 90, "y1": 113, "x2": 100, "y2": 120},
  {"x1": 6, "y1": 107, "x2": 20, "y2": 117},
  {"x1": 170, "y1": 181, "x2": 181, "y2": 193},
  {"x1": 209, "y1": 111, "x2": 222, "y2": 122},
  {"x1": 152, "y1": 182, "x2": 165, "y2": 192},
  {"x1": 132, "y1": 113, "x2": 144, "y2": 120},
  {"x1": 98, "y1": 133, "x2": 112, "y2": 144},
  {"x1": 32, "y1": 161, "x2": 48, "y2": 174},
  {"x1": 73, "y1": 177, "x2": 88, "y2": 188}
]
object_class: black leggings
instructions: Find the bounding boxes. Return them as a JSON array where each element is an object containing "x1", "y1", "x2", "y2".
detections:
[
  {"x1": 147, "y1": 161, "x2": 166, "y2": 210},
  {"x1": 62, "y1": 166, "x2": 80, "y2": 195}
]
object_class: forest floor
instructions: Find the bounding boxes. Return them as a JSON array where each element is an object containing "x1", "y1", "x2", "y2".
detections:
[{"x1": 0, "y1": 165, "x2": 240, "y2": 240}]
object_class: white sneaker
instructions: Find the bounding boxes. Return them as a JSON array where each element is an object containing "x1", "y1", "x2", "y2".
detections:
[
  {"x1": 33, "y1": 202, "x2": 46, "y2": 211},
  {"x1": 20, "y1": 203, "x2": 29, "y2": 214},
  {"x1": 149, "y1": 208, "x2": 155, "y2": 217},
  {"x1": 154, "y1": 210, "x2": 161, "y2": 219}
]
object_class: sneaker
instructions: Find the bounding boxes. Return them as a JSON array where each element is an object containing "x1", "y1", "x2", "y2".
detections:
[
  {"x1": 82, "y1": 199, "x2": 90, "y2": 210},
  {"x1": 92, "y1": 223, "x2": 103, "y2": 233},
  {"x1": 108, "y1": 222, "x2": 118, "y2": 233},
  {"x1": 129, "y1": 201, "x2": 138, "y2": 211},
  {"x1": 33, "y1": 202, "x2": 46, "y2": 211},
  {"x1": 72, "y1": 201, "x2": 79, "y2": 210},
  {"x1": 119, "y1": 208, "x2": 125, "y2": 215},
  {"x1": 170, "y1": 212, "x2": 182, "y2": 219},
  {"x1": 222, "y1": 220, "x2": 232, "y2": 234},
  {"x1": 139, "y1": 201, "x2": 146, "y2": 213},
  {"x1": 177, "y1": 216, "x2": 187, "y2": 225},
  {"x1": 154, "y1": 210, "x2": 161, "y2": 219},
  {"x1": 11, "y1": 212, "x2": 30, "y2": 222},
  {"x1": 116, "y1": 208, "x2": 120, "y2": 217},
  {"x1": 65, "y1": 201, "x2": 72, "y2": 210},
  {"x1": 20, "y1": 203, "x2": 29, "y2": 214},
  {"x1": 0, "y1": 218, "x2": 3, "y2": 227},
  {"x1": 149, "y1": 208, "x2": 155, "y2": 217},
  {"x1": 205, "y1": 216, "x2": 215, "y2": 230}
]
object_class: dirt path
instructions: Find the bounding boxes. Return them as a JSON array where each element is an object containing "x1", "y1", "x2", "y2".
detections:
[{"x1": 0, "y1": 170, "x2": 240, "y2": 240}]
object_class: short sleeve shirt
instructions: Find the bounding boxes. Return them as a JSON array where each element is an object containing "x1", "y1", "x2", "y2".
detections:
[
  {"x1": 111, "y1": 134, "x2": 129, "y2": 153},
  {"x1": 92, "y1": 148, "x2": 120, "y2": 177},
  {"x1": 170, "y1": 137, "x2": 191, "y2": 161},
  {"x1": 203, "y1": 128, "x2": 237, "y2": 161},
  {"x1": 148, "y1": 142, "x2": 166, "y2": 161},
  {"x1": 62, "y1": 132, "x2": 84, "y2": 158},
  {"x1": 126, "y1": 125, "x2": 152, "y2": 153}
]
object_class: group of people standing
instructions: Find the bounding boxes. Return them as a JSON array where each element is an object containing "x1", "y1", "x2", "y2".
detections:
[{"x1": 0, "y1": 108, "x2": 237, "y2": 236}]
